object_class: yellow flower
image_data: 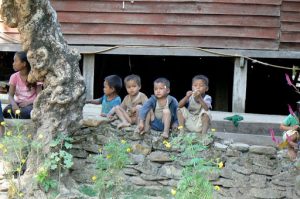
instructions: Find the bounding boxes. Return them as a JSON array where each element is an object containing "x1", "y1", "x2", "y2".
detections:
[
  {"x1": 38, "y1": 134, "x2": 43, "y2": 139},
  {"x1": 0, "y1": 121, "x2": 5, "y2": 126},
  {"x1": 18, "y1": 192, "x2": 24, "y2": 197},
  {"x1": 126, "y1": 147, "x2": 132, "y2": 153},
  {"x1": 171, "y1": 188, "x2": 177, "y2": 196},
  {"x1": 98, "y1": 148, "x2": 102, "y2": 153},
  {"x1": 27, "y1": 134, "x2": 32, "y2": 139},
  {"x1": 3, "y1": 148, "x2": 7, "y2": 153},
  {"x1": 214, "y1": 185, "x2": 221, "y2": 191},
  {"x1": 165, "y1": 142, "x2": 171, "y2": 149},
  {"x1": 178, "y1": 125, "x2": 183, "y2": 130},
  {"x1": 163, "y1": 140, "x2": 168, "y2": 144},
  {"x1": 21, "y1": 159, "x2": 26, "y2": 164},
  {"x1": 0, "y1": 144, "x2": 4, "y2": 149},
  {"x1": 106, "y1": 154, "x2": 112, "y2": 159},
  {"x1": 91, "y1": 175, "x2": 97, "y2": 182},
  {"x1": 211, "y1": 128, "x2": 216, "y2": 132},
  {"x1": 7, "y1": 109, "x2": 11, "y2": 114},
  {"x1": 218, "y1": 162, "x2": 224, "y2": 169},
  {"x1": 121, "y1": 139, "x2": 126, "y2": 144},
  {"x1": 16, "y1": 167, "x2": 21, "y2": 172},
  {"x1": 15, "y1": 109, "x2": 21, "y2": 115},
  {"x1": 6, "y1": 131, "x2": 12, "y2": 136}
]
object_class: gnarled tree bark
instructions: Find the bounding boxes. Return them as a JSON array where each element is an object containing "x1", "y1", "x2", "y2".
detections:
[{"x1": 1, "y1": 0, "x2": 86, "y2": 197}]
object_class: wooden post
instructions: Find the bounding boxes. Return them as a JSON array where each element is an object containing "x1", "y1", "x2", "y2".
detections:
[
  {"x1": 83, "y1": 54, "x2": 95, "y2": 100},
  {"x1": 232, "y1": 57, "x2": 247, "y2": 113}
]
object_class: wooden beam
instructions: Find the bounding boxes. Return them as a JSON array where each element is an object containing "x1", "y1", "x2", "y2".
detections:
[
  {"x1": 232, "y1": 57, "x2": 247, "y2": 113},
  {"x1": 83, "y1": 54, "x2": 95, "y2": 100}
]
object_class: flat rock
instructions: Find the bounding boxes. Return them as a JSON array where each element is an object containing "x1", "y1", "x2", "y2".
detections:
[
  {"x1": 148, "y1": 151, "x2": 172, "y2": 162},
  {"x1": 230, "y1": 143, "x2": 249, "y2": 152},
  {"x1": 249, "y1": 145, "x2": 276, "y2": 155}
]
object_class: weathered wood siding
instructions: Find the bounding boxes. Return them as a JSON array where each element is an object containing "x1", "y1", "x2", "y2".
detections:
[
  {"x1": 280, "y1": 0, "x2": 300, "y2": 50},
  {"x1": 0, "y1": 0, "x2": 299, "y2": 51}
]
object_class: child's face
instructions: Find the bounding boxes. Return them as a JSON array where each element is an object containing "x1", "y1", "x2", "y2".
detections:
[
  {"x1": 192, "y1": 79, "x2": 208, "y2": 95},
  {"x1": 125, "y1": 80, "x2": 140, "y2": 96},
  {"x1": 13, "y1": 55, "x2": 26, "y2": 72},
  {"x1": 154, "y1": 82, "x2": 169, "y2": 99},
  {"x1": 103, "y1": 80, "x2": 115, "y2": 96}
]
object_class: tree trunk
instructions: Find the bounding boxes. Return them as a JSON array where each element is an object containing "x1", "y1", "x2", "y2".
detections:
[{"x1": 1, "y1": 0, "x2": 86, "y2": 197}]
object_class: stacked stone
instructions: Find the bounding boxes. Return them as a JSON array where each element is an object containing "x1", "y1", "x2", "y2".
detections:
[{"x1": 69, "y1": 124, "x2": 300, "y2": 198}]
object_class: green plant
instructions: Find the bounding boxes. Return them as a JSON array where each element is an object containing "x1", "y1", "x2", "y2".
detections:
[
  {"x1": 93, "y1": 139, "x2": 131, "y2": 199},
  {"x1": 43, "y1": 133, "x2": 73, "y2": 190},
  {"x1": 79, "y1": 185, "x2": 97, "y2": 197},
  {"x1": 0, "y1": 119, "x2": 31, "y2": 198},
  {"x1": 171, "y1": 134, "x2": 217, "y2": 199},
  {"x1": 35, "y1": 167, "x2": 57, "y2": 192}
]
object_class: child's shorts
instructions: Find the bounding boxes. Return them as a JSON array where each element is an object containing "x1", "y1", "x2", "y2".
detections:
[
  {"x1": 179, "y1": 107, "x2": 212, "y2": 133},
  {"x1": 151, "y1": 117, "x2": 164, "y2": 131},
  {"x1": 282, "y1": 130, "x2": 298, "y2": 141}
]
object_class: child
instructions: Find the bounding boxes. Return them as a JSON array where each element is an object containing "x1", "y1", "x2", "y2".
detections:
[
  {"x1": 113, "y1": 74, "x2": 148, "y2": 129},
  {"x1": 280, "y1": 101, "x2": 300, "y2": 161},
  {"x1": 0, "y1": 100, "x2": 4, "y2": 136},
  {"x1": 3, "y1": 51, "x2": 42, "y2": 119},
  {"x1": 177, "y1": 75, "x2": 212, "y2": 134},
  {"x1": 86, "y1": 75, "x2": 122, "y2": 117},
  {"x1": 137, "y1": 77, "x2": 178, "y2": 138}
]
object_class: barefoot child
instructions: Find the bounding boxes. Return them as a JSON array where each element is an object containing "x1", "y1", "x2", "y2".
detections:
[
  {"x1": 280, "y1": 101, "x2": 300, "y2": 161},
  {"x1": 137, "y1": 77, "x2": 178, "y2": 138},
  {"x1": 86, "y1": 75, "x2": 122, "y2": 117},
  {"x1": 177, "y1": 75, "x2": 212, "y2": 134},
  {"x1": 113, "y1": 74, "x2": 148, "y2": 129}
]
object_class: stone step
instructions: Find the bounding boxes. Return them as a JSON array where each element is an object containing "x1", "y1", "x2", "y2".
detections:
[
  {"x1": 214, "y1": 131, "x2": 281, "y2": 146},
  {"x1": 211, "y1": 111, "x2": 285, "y2": 136}
]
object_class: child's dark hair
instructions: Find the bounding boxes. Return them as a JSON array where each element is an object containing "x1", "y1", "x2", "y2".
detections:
[
  {"x1": 124, "y1": 74, "x2": 141, "y2": 87},
  {"x1": 192, "y1": 75, "x2": 209, "y2": 87},
  {"x1": 154, "y1": 77, "x2": 170, "y2": 88},
  {"x1": 15, "y1": 51, "x2": 36, "y2": 89},
  {"x1": 105, "y1": 75, "x2": 122, "y2": 94}
]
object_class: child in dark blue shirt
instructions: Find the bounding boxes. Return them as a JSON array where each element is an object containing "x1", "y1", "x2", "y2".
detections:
[
  {"x1": 137, "y1": 77, "x2": 178, "y2": 138},
  {"x1": 86, "y1": 75, "x2": 122, "y2": 117}
]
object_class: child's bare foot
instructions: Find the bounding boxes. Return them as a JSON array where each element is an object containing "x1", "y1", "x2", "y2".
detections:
[
  {"x1": 161, "y1": 131, "x2": 169, "y2": 139},
  {"x1": 117, "y1": 122, "x2": 131, "y2": 129},
  {"x1": 288, "y1": 148, "x2": 297, "y2": 161}
]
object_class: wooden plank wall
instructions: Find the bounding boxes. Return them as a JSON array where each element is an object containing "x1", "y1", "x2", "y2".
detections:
[
  {"x1": 51, "y1": 0, "x2": 281, "y2": 50},
  {"x1": 280, "y1": 0, "x2": 300, "y2": 50},
  {"x1": 1, "y1": 0, "x2": 300, "y2": 51}
]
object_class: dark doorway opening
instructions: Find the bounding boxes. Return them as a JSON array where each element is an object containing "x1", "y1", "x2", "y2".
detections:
[{"x1": 94, "y1": 55, "x2": 234, "y2": 112}]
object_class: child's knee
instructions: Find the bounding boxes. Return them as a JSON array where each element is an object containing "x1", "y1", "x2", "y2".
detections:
[{"x1": 201, "y1": 113, "x2": 210, "y2": 122}]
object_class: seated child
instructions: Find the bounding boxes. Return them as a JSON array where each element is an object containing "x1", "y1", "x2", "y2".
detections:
[
  {"x1": 177, "y1": 75, "x2": 212, "y2": 134},
  {"x1": 280, "y1": 101, "x2": 300, "y2": 161},
  {"x1": 3, "y1": 51, "x2": 42, "y2": 119},
  {"x1": 137, "y1": 77, "x2": 178, "y2": 138},
  {"x1": 86, "y1": 75, "x2": 122, "y2": 117},
  {"x1": 0, "y1": 100, "x2": 4, "y2": 136},
  {"x1": 112, "y1": 74, "x2": 148, "y2": 129}
]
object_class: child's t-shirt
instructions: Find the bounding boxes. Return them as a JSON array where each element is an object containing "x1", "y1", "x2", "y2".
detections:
[
  {"x1": 9, "y1": 72, "x2": 39, "y2": 104},
  {"x1": 99, "y1": 95, "x2": 121, "y2": 115},
  {"x1": 282, "y1": 114, "x2": 299, "y2": 127},
  {"x1": 121, "y1": 92, "x2": 148, "y2": 116},
  {"x1": 186, "y1": 94, "x2": 212, "y2": 115}
]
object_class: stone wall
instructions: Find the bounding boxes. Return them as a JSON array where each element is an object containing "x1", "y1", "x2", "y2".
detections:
[{"x1": 69, "y1": 124, "x2": 300, "y2": 199}]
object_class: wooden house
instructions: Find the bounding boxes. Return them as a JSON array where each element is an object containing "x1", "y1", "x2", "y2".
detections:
[{"x1": 1, "y1": 0, "x2": 300, "y2": 114}]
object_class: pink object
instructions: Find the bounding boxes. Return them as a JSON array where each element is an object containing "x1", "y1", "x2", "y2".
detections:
[
  {"x1": 285, "y1": 73, "x2": 293, "y2": 86},
  {"x1": 269, "y1": 129, "x2": 279, "y2": 144},
  {"x1": 9, "y1": 72, "x2": 39, "y2": 104}
]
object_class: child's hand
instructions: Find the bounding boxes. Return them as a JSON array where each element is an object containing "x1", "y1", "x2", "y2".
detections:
[
  {"x1": 186, "y1": 91, "x2": 193, "y2": 97},
  {"x1": 193, "y1": 90, "x2": 201, "y2": 98},
  {"x1": 292, "y1": 125, "x2": 300, "y2": 131}
]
